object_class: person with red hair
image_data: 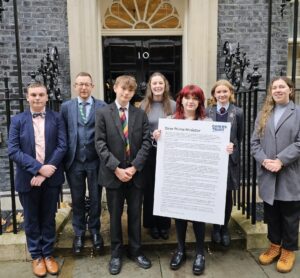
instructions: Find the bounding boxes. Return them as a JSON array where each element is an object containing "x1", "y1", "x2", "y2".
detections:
[
  {"x1": 172, "y1": 84, "x2": 206, "y2": 120},
  {"x1": 153, "y1": 84, "x2": 234, "y2": 276}
]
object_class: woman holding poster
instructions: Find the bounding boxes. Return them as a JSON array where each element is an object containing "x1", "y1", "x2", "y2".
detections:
[
  {"x1": 206, "y1": 79, "x2": 244, "y2": 247},
  {"x1": 154, "y1": 84, "x2": 234, "y2": 275},
  {"x1": 251, "y1": 77, "x2": 300, "y2": 273}
]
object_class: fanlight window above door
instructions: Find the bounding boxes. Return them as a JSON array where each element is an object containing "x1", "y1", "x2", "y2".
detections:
[{"x1": 103, "y1": 0, "x2": 181, "y2": 29}]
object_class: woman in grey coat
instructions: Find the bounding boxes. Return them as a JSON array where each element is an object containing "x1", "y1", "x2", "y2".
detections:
[{"x1": 251, "y1": 76, "x2": 300, "y2": 273}]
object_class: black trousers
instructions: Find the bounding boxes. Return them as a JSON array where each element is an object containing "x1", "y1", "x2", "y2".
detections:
[
  {"x1": 213, "y1": 190, "x2": 233, "y2": 231},
  {"x1": 175, "y1": 219, "x2": 205, "y2": 255},
  {"x1": 264, "y1": 200, "x2": 300, "y2": 251},
  {"x1": 106, "y1": 182, "x2": 143, "y2": 258},
  {"x1": 66, "y1": 160, "x2": 102, "y2": 236},
  {"x1": 143, "y1": 147, "x2": 171, "y2": 230}
]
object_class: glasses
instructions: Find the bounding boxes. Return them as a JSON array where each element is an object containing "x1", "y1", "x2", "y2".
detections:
[{"x1": 75, "y1": 83, "x2": 93, "y2": 88}]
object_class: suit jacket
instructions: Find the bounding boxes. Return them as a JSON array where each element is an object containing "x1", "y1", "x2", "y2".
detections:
[
  {"x1": 95, "y1": 102, "x2": 151, "y2": 189},
  {"x1": 8, "y1": 108, "x2": 67, "y2": 193},
  {"x1": 251, "y1": 101, "x2": 300, "y2": 205},
  {"x1": 206, "y1": 104, "x2": 244, "y2": 190},
  {"x1": 60, "y1": 97, "x2": 106, "y2": 170}
]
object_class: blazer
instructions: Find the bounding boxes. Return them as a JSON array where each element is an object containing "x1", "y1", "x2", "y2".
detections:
[
  {"x1": 251, "y1": 101, "x2": 300, "y2": 205},
  {"x1": 8, "y1": 108, "x2": 67, "y2": 193},
  {"x1": 206, "y1": 104, "x2": 244, "y2": 190},
  {"x1": 60, "y1": 97, "x2": 106, "y2": 170},
  {"x1": 95, "y1": 102, "x2": 151, "y2": 189}
]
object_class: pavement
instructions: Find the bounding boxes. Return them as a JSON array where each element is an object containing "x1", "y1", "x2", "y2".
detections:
[
  {"x1": 1, "y1": 245, "x2": 300, "y2": 277},
  {"x1": 0, "y1": 200, "x2": 300, "y2": 277}
]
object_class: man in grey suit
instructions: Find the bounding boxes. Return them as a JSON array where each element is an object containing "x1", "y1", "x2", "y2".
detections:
[
  {"x1": 61, "y1": 72, "x2": 106, "y2": 255},
  {"x1": 95, "y1": 75, "x2": 152, "y2": 275}
]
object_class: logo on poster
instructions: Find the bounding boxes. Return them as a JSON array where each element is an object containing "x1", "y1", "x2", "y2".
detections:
[{"x1": 212, "y1": 124, "x2": 227, "y2": 132}]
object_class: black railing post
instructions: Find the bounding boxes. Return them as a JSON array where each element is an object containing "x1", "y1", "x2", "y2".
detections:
[
  {"x1": 247, "y1": 65, "x2": 262, "y2": 223},
  {"x1": 4, "y1": 74, "x2": 18, "y2": 234},
  {"x1": 246, "y1": 89, "x2": 252, "y2": 219},
  {"x1": 266, "y1": 0, "x2": 273, "y2": 87},
  {"x1": 241, "y1": 92, "x2": 246, "y2": 214},
  {"x1": 251, "y1": 87, "x2": 258, "y2": 224},
  {"x1": 291, "y1": 0, "x2": 299, "y2": 85},
  {"x1": 12, "y1": 0, "x2": 23, "y2": 110}
]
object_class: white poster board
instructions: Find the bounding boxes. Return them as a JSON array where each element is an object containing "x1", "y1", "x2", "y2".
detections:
[{"x1": 153, "y1": 118, "x2": 231, "y2": 224}]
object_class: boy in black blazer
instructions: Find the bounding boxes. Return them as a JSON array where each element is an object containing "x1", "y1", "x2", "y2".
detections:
[{"x1": 95, "y1": 75, "x2": 152, "y2": 275}]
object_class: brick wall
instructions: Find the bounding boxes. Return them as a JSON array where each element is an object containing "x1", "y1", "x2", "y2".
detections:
[
  {"x1": 217, "y1": 0, "x2": 290, "y2": 90},
  {"x1": 0, "y1": 0, "x2": 70, "y2": 191}
]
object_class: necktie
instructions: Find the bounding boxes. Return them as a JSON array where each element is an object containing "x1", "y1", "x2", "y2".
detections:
[
  {"x1": 119, "y1": 107, "x2": 130, "y2": 158},
  {"x1": 32, "y1": 112, "x2": 46, "y2": 118},
  {"x1": 219, "y1": 107, "x2": 226, "y2": 115},
  {"x1": 80, "y1": 102, "x2": 88, "y2": 123}
]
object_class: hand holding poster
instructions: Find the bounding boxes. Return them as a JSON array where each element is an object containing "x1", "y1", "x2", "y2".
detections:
[{"x1": 153, "y1": 118, "x2": 231, "y2": 224}]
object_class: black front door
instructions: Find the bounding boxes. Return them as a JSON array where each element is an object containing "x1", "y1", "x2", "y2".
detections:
[{"x1": 102, "y1": 36, "x2": 182, "y2": 104}]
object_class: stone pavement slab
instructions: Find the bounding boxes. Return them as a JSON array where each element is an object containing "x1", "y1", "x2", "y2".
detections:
[
  {"x1": 0, "y1": 257, "x2": 64, "y2": 278},
  {"x1": 3, "y1": 249, "x2": 300, "y2": 277},
  {"x1": 250, "y1": 250, "x2": 300, "y2": 278}
]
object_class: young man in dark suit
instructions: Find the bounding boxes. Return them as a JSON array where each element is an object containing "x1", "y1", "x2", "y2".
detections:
[
  {"x1": 95, "y1": 75, "x2": 152, "y2": 275},
  {"x1": 8, "y1": 82, "x2": 67, "y2": 277},
  {"x1": 61, "y1": 72, "x2": 106, "y2": 255}
]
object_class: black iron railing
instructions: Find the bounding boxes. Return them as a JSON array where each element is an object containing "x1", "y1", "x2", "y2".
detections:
[{"x1": 0, "y1": 46, "x2": 62, "y2": 234}]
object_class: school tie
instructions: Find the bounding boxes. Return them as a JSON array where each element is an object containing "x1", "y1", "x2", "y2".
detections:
[
  {"x1": 119, "y1": 107, "x2": 130, "y2": 158},
  {"x1": 219, "y1": 107, "x2": 226, "y2": 115}
]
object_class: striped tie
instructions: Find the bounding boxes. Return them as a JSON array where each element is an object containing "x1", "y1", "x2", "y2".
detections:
[
  {"x1": 79, "y1": 102, "x2": 88, "y2": 123},
  {"x1": 119, "y1": 107, "x2": 130, "y2": 158}
]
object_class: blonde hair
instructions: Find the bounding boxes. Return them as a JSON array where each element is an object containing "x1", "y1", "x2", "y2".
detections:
[
  {"x1": 114, "y1": 75, "x2": 137, "y2": 91},
  {"x1": 257, "y1": 76, "x2": 294, "y2": 136},
  {"x1": 210, "y1": 79, "x2": 236, "y2": 105},
  {"x1": 142, "y1": 72, "x2": 173, "y2": 115},
  {"x1": 27, "y1": 82, "x2": 47, "y2": 92}
]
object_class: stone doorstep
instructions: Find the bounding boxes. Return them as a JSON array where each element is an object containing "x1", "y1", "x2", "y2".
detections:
[
  {"x1": 53, "y1": 208, "x2": 246, "y2": 257},
  {"x1": 6, "y1": 204, "x2": 296, "y2": 261},
  {"x1": 231, "y1": 207, "x2": 300, "y2": 250},
  {"x1": 0, "y1": 207, "x2": 71, "y2": 262}
]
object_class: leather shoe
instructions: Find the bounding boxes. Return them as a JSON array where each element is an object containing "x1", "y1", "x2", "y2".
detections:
[
  {"x1": 160, "y1": 229, "x2": 169, "y2": 240},
  {"x1": 130, "y1": 254, "x2": 152, "y2": 269},
  {"x1": 44, "y1": 256, "x2": 59, "y2": 275},
  {"x1": 73, "y1": 235, "x2": 84, "y2": 255},
  {"x1": 211, "y1": 227, "x2": 221, "y2": 244},
  {"x1": 92, "y1": 234, "x2": 104, "y2": 253},
  {"x1": 193, "y1": 254, "x2": 205, "y2": 275},
  {"x1": 109, "y1": 257, "x2": 122, "y2": 275},
  {"x1": 32, "y1": 257, "x2": 46, "y2": 277},
  {"x1": 221, "y1": 227, "x2": 231, "y2": 247},
  {"x1": 170, "y1": 250, "x2": 186, "y2": 270},
  {"x1": 150, "y1": 227, "x2": 160, "y2": 239}
]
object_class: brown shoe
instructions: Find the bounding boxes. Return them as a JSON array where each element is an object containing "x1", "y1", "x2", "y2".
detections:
[
  {"x1": 276, "y1": 248, "x2": 296, "y2": 273},
  {"x1": 258, "y1": 243, "x2": 281, "y2": 265},
  {"x1": 44, "y1": 256, "x2": 59, "y2": 275},
  {"x1": 32, "y1": 258, "x2": 47, "y2": 277}
]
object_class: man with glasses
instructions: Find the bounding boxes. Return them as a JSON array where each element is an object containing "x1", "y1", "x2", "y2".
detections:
[{"x1": 61, "y1": 72, "x2": 106, "y2": 255}]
